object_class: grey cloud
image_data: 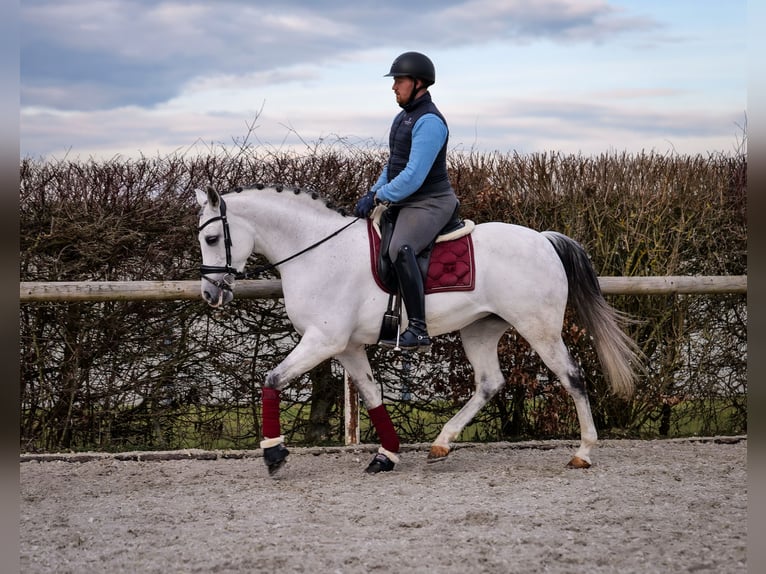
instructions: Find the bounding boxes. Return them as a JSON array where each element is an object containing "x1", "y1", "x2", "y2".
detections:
[
  {"x1": 483, "y1": 97, "x2": 740, "y2": 143},
  {"x1": 21, "y1": 0, "x2": 363, "y2": 109},
  {"x1": 21, "y1": 0, "x2": 660, "y2": 111},
  {"x1": 429, "y1": 0, "x2": 659, "y2": 45}
]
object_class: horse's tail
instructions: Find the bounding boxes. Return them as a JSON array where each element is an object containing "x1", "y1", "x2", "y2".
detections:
[{"x1": 542, "y1": 231, "x2": 643, "y2": 399}]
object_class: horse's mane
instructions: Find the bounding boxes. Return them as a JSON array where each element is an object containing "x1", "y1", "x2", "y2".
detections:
[{"x1": 221, "y1": 183, "x2": 350, "y2": 217}]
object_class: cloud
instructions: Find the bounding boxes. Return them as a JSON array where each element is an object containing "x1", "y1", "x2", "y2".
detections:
[
  {"x1": 21, "y1": 0, "x2": 661, "y2": 110},
  {"x1": 21, "y1": 87, "x2": 742, "y2": 161},
  {"x1": 19, "y1": 1, "x2": 744, "y2": 159},
  {"x1": 445, "y1": 93, "x2": 744, "y2": 156},
  {"x1": 21, "y1": 0, "x2": 362, "y2": 109},
  {"x1": 431, "y1": 0, "x2": 658, "y2": 44}
]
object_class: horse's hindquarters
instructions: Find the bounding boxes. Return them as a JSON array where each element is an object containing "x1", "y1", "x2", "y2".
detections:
[{"x1": 424, "y1": 223, "x2": 568, "y2": 336}]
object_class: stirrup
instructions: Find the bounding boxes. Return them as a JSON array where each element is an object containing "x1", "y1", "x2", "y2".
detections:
[{"x1": 379, "y1": 326, "x2": 431, "y2": 352}]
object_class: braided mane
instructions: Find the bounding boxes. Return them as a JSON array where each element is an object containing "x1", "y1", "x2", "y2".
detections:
[{"x1": 220, "y1": 183, "x2": 349, "y2": 217}]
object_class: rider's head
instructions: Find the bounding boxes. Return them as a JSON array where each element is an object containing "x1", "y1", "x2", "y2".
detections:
[{"x1": 385, "y1": 51, "x2": 435, "y2": 108}]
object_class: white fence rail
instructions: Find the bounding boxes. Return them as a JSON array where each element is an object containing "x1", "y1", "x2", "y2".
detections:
[
  {"x1": 19, "y1": 276, "x2": 747, "y2": 445},
  {"x1": 19, "y1": 276, "x2": 747, "y2": 302}
]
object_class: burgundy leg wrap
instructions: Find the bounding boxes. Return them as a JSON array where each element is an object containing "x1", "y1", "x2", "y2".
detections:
[
  {"x1": 262, "y1": 387, "x2": 281, "y2": 438},
  {"x1": 368, "y1": 404, "x2": 400, "y2": 453}
]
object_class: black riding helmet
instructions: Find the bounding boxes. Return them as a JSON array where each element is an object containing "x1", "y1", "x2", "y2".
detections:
[
  {"x1": 385, "y1": 51, "x2": 435, "y2": 85},
  {"x1": 385, "y1": 52, "x2": 436, "y2": 107}
]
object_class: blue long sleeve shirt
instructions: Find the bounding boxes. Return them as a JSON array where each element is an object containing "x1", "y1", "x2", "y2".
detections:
[{"x1": 372, "y1": 113, "x2": 448, "y2": 203}]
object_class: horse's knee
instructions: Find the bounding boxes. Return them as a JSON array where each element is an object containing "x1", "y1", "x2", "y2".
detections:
[
  {"x1": 476, "y1": 374, "x2": 504, "y2": 400},
  {"x1": 264, "y1": 370, "x2": 282, "y2": 390},
  {"x1": 559, "y1": 367, "x2": 588, "y2": 397}
]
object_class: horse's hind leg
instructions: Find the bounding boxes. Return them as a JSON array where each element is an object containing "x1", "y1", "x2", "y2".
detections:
[
  {"x1": 525, "y1": 334, "x2": 597, "y2": 468},
  {"x1": 428, "y1": 316, "x2": 509, "y2": 462}
]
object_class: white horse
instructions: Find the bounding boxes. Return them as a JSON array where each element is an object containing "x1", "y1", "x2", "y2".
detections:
[{"x1": 195, "y1": 184, "x2": 642, "y2": 475}]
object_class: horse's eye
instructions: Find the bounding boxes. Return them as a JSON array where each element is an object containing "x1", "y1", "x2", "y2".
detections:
[{"x1": 205, "y1": 235, "x2": 219, "y2": 246}]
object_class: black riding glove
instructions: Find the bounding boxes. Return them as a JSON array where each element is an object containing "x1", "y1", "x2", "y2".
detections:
[{"x1": 354, "y1": 190, "x2": 376, "y2": 218}]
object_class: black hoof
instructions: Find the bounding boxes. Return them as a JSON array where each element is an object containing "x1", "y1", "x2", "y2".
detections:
[
  {"x1": 365, "y1": 452, "x2": 395, "y2": 474},
  {"x1": 263, "y1": 443, "x2": 289, "y2": 476}
]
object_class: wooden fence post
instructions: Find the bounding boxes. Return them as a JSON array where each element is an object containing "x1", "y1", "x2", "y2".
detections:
[{"x1": 344, "y1": 372, "x2": 360, "y2": 445}]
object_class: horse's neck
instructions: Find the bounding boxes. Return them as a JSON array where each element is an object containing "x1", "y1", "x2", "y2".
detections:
[{"x1": 231, "y1": 191, "x2": 353, "y2": 265}]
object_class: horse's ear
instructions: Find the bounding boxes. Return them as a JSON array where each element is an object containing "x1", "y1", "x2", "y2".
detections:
[
  {"x1": 206, "y1": 185, "x2": 221, "y2": 209},
  {"x1": 195, "y1": 186, "x2": 221, "y2": 209},
  {"x1": 195, "y1": 188, "x2": 208, "y2": 207}
]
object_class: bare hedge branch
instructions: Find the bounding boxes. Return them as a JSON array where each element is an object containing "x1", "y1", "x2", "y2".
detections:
[{"x1": 19, "y1": 144, "x2": 746, "y2": 452}]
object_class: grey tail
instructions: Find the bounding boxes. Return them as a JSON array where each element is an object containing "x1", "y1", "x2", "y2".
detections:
[{"x1": 542, "y1": 231, "x2": 643, "y2": 399}]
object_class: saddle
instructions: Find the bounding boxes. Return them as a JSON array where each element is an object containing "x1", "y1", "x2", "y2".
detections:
[
  {"x1": 368, "y1": 204, "x2": 476, "y2": 295},
  {"x1": 367, "y1": 205, "x2": 476, "y2": 344}
]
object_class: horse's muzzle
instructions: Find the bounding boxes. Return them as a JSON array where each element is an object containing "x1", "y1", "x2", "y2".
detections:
[
  {"x1": 201, "y1": 274, "x2": 235, "y2": 307},
  {"x1": 202, "y1": 286, "x2": 234, "y2": 308}
]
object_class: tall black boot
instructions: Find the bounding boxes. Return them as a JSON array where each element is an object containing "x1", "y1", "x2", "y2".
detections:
[{"x1": 379, "y1": 245, "x2": 431, "y2": 352}]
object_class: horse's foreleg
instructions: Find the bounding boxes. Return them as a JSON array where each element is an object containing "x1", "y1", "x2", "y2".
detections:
[
  {"x1": 260, "y1": 385, "x2": 290, "y2": 476},
  {"x1": 336, "y1": 346, "x2": 400, "y2": 473},
  {"x1": 259, "y1": 329, "x2": 347, "y2": 475},
  {"x1": 429, "y1": 318, "x2": 508, "y2": 462}
]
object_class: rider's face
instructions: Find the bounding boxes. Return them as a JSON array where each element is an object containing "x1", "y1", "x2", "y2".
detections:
[{"x1": 392, "y1": 76, "x2": 419, "y2": 106}]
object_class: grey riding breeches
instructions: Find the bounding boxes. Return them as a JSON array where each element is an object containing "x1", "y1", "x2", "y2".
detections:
[{"x1": 387, "y1": 191, "x2": 459, "y2": 262}]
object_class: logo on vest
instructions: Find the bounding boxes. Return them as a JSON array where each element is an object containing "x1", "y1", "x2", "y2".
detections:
[{"x1": 404, "y1": 116, "x2": 414, "y2": 126}]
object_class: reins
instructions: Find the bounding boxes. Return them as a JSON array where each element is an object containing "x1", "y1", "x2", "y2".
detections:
[
  {"x1": 242, "y1": 216, "x2": 360, "y2": 278},
  {"x1": 198, "y1": 191, "x2": 360, "y2": 290}
]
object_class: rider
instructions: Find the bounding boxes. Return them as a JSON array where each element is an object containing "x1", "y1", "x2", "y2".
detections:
[{"x1": 354, "y1": 51, "x2": 459, "y2": 352}]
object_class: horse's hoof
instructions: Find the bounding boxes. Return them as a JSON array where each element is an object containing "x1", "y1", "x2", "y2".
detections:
[
  {"x1": 427, "y1": 445, "x2": 450, "y2": 462},
  {"x1": 566, "y1": 456, "x2": 591, "y2": 469},
  {"x1": 365, "y1": 452, "x2": 395, "y2": 474},
  {"x1": 264, "y1": 443, "x2": 289, "y2": 476}
]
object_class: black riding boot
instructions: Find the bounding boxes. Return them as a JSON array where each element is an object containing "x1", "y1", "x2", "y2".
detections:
[{"x1": 379, "y1": 245, "x2": 431, "y2": 352}]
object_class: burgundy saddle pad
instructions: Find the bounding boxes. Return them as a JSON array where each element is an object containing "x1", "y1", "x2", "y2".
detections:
[{"x1": 367, "y1": 219, "x2": 476, "y2": 294}]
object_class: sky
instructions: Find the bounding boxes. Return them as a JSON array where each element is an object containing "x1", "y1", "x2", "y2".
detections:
[{"x1": 19, "y1": 0, "x2": 747, "y2": 161}]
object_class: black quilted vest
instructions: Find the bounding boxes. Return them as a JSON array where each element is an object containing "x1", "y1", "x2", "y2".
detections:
[{"x1": 386, "y1": 93, "x2": 452, "y2": 198}]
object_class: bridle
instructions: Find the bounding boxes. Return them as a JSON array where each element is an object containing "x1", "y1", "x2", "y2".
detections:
[
  {"x1": 198, "y1": 194, "x2": 239, "y2": 293},
  {"x1": 198, "y1": 193, "x2": 360, "y2": 294}
]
